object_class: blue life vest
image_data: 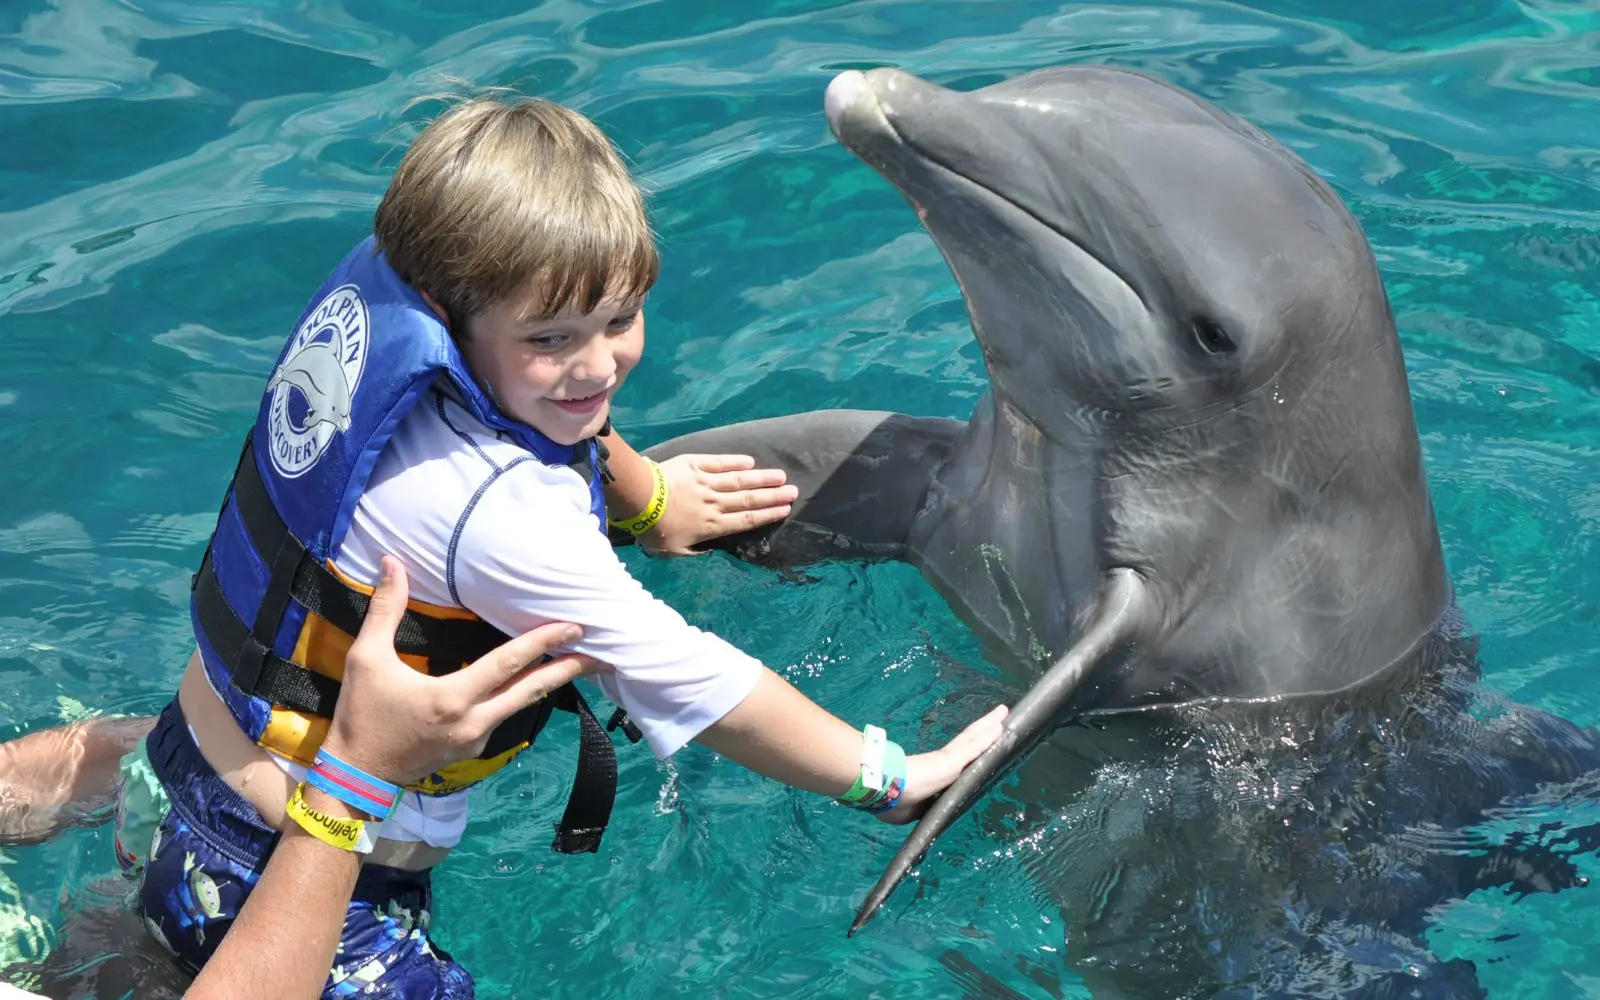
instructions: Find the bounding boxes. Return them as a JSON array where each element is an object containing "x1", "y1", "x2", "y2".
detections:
[{"x1": 188, "y1": 236, "x2": 634, "y2": 855}]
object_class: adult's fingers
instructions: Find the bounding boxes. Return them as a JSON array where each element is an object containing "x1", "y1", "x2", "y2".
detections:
[
  {"x1": 454, "y1": 621, "x2": 583, "y2": 700},
  {"x1": 475, "y1": 652, "x2": 605, "y2": 727},
  {"x1": 349, "y1": 556, "x2": 411, "y2": 665}
]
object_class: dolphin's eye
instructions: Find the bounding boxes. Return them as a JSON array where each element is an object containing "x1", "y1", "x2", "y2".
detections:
[{"x1": 1192, "y1": 317, "x2": 1236, "y2": 355}]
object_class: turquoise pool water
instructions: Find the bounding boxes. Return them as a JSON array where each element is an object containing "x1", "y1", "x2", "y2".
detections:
[{"x1": 3, "y1": 0, "x2": 1599, "y2": 996}]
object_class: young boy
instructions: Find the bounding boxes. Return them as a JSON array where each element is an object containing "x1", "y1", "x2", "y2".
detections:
[{"x1": 125, "y1": 94, "x2": 1006, "y2": 996}]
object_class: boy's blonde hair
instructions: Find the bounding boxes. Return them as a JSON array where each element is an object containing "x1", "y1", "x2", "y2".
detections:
[{"x1": 374, "y1": 95, "x2": 658, "y2": 326}]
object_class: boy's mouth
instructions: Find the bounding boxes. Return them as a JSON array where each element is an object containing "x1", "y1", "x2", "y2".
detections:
[{"x1": 548, "y1": 390, "x2": 608, "y2": 416}]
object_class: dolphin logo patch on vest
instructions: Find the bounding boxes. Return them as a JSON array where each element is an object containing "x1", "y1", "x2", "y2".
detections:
[{"x1": 266, "y1": 284, "x2": 369, "y2": 478}]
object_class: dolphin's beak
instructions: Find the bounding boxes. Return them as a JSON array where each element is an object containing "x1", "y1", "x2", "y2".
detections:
[
  {"x1": 824, "y1": 69, "x2": 903, "y2": 157},
  {"x1": 823, "y1": 67, "x2": 1024, "y2": 189},
  {"x1": 823, "y1": 70, "x2": 865, "y2": 124},
  {"x1": 824, "y1": 67, "x2": 982, "y2": 182},
  {"x1": 824, "y1": 70, "x2": 877, "y2": 131}
]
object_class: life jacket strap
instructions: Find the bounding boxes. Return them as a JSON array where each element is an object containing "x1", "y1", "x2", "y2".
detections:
[
  {"x1": 193, "y1": 550, "x2": 343, "y2": 717},
  {"x1": 545, "y1": 683, "x2": 620, "y2": 855}
]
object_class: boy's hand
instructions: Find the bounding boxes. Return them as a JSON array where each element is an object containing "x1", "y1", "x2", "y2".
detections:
[
  {"x1": 644, "y1": 454, "x2": 799, "y2": 556},
  {"x1": 320, "y1": 556, "x2": 608, "y2": 788},
  {"x1": 872, "y1": 705, "x2": 1010, "y2": 826}
]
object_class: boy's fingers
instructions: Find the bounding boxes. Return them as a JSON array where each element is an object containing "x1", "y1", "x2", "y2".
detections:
[
  {"x1": 687, "y1": 454, "x2": 757, "y2": 474},
  {"x1": 456, "y1": 622, "x2": 584, "y2": 699},
  {"x1": 476, "y1": 653, "x2": 604, "y2": 727},
  {"x1": 715, "y1": 486, "x2": 798, "y2": 512},
  {"x1": 940, "y1": 704, "x2": 1010, "y2": 764},
  {"x1": 351, "y1": 556, "x2": 410, "y2": 662},
  {"x1": 707, "y1": 468, "x2": 789, "y2": 493},
  {"x1": 727, "y1": 504, "x2": 793, "y2": 534}
]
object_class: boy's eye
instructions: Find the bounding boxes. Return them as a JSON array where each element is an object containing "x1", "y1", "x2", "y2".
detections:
[
  {"x1": 607, "y1": 312, "x2": 639, "y2": 331},
  {"x1": 528, "y1": 332, "x2": 570, "y2": 350}
]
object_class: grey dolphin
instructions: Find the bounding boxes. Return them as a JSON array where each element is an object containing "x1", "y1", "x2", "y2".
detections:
[
  {"x1": 818, "y1": 63, "x2": 1455, "y2": 929},
  {"x1": 641, "y1": 65, "x2": 1600, "y2": 993},
  {"x1": 269, "y1": 339, "x2": 353, "y2": 433}
]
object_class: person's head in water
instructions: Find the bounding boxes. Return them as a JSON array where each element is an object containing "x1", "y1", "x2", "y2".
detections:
[{"x1": 374, "y1": 95, "x2": 659, "y2": 444}]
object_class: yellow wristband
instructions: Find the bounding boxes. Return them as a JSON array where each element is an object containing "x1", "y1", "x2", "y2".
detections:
[
  {"x1": 285, "y1": 782, "x2": 376, "y2": 854},
  {"x1": 608, "y1": 458, "x2": 669, "y2": 536}
]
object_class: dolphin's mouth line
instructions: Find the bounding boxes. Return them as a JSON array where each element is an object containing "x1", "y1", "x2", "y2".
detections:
[{"x1": 848, "y1": 100, "x2": 1147, "y2": 314}]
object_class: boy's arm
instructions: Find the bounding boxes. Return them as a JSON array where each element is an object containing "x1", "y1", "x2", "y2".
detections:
[
  {"x1": 597, "y1": 422, "x2": 657, "y2": 516},
  {"x1": 456, "y1": 465, "x2": 1007, "y2": 822},
  {"x1": 693, "y1": 669, "x2": 1007, "y2": 825},
  {"x1": 599, "y1": 423, "x2": 797, "y2": 555}
]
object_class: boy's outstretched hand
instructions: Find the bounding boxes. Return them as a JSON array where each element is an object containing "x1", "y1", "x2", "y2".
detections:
[
  {"x1": 876, "y1": 704, "x2": 1010, "y2": 825},
  {"x1": 646, "y1": 453, "x2": 799, "y2": 555}
]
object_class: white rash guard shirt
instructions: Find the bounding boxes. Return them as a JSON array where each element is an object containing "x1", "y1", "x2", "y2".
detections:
[{"x1": 203, "y1": 385, "x2": 765, "y2": 848}]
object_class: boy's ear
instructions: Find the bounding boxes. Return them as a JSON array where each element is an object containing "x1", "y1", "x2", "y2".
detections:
[{"x1": 418, "y1": 290, "x2": 452, "y2": 328}]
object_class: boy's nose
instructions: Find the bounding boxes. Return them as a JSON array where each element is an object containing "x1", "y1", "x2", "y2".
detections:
[{"x1": 571, "y1": 338, "x2": 616, "y2": 384}]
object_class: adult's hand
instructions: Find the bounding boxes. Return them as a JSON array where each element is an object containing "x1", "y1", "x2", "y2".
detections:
[
  {"x1": 318, "y1": 555, "x2": 606, "y2": 787},
  {"x1": 187, "y1": 556, "x2": 605, "y2": 1000}
]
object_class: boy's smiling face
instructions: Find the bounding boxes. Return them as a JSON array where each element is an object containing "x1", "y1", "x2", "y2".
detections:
[{"x1": 457, "y1": 289, "x2": 645, "y2": 445}]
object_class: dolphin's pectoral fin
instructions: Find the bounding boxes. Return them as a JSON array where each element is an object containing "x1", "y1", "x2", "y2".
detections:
[
  {"x1": 850, "y1": 568, "x2": 1158, "y2": 936},
  {"x1": 639, "y1": 409, "x2": 961, "y2": 567}
]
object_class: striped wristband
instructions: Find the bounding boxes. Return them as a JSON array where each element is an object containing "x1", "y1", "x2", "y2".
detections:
[{"x1": 308, "y1": 748, "x2": 401, "y2": 821}]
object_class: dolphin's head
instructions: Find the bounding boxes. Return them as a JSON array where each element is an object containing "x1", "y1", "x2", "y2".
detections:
[
  {"x1": 825, "y1": 65, "x2": 1389, "y2": 436},
  {"x1": 826, "y1": 65, "x2": 1443, "y2": 670}
]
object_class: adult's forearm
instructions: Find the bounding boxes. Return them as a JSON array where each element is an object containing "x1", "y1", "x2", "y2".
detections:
[{"x1": 184, "y1": 789, "x2": 361, "y2": 1000}]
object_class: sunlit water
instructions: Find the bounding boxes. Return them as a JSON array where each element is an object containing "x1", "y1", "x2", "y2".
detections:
[{"x1": 1, "y1": 0, "x2": 1598, "y2": 996}]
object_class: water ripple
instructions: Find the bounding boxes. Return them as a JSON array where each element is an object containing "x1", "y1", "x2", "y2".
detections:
[{"x1": 4, "y1": 2, "x2": 1600, "y2": 997}]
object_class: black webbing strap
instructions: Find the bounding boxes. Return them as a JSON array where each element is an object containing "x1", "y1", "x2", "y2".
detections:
[
  {"x1": 197, "y1": 548, "x2": 572, "y2": 761},
  {"x1": 193, "y1": 552, "x2": 340, "y2": 718},
  {"x1": 231, "y1": 436, "x2": 538, "y2": 678},
  {"x1": 546, "y1": 683, "x2": 618, "y2": 855}
]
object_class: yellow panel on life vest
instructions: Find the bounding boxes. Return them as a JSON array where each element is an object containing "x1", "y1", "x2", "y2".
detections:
[{"x1": 255, "y1": 559, "x2": 534, "y2": 790}]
